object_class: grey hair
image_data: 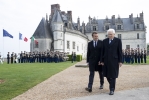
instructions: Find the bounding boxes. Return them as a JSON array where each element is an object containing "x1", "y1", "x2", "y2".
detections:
[{"x1": 107, "y1": 29, "x2": 115, "y2": 34}]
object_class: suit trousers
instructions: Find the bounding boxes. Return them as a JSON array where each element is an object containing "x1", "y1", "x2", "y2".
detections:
[
  {"x1": 107, "y1": 78, "x2": 116, "y2": 91},
  {"x1": 88, "y1": 70, "x2": 104, "y2": 89}
]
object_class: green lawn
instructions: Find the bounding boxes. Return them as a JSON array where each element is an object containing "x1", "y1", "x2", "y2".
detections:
[{"x1": 0, "y1": 61, "x2": 76, "y2": 100}]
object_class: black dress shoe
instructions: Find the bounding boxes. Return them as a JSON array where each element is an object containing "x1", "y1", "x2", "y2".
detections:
[
  {"x1": 85, "y1": 87, "x2": 92, "y2": 92},
  {"x1": 109, "y1": 91, "x2": 114, "y2": 95},
  {"x1": 99, "y1": 85, "x2": 103, "y2": 89}
]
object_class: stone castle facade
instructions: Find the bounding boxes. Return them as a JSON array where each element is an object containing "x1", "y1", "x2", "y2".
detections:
[{"x1": 31, "y1": 4, "x2": 147, "y2": 58}]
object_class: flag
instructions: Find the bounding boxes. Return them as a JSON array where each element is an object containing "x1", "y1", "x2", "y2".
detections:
[
  {"x1": 24, "y1": 37, "x2": 28, "y2": 42},
  {"x1": 3, "y1": 29, "x2": 13, "y2": 38},
  {"x1": 31, "y1": 36, "x2": 35, "y2": 41},
  {"x1": 19, "y1": 33, "x2": 22, "y2": 40},
  {"x1": 31, "y1": 36, "x2": 38, "y2": 44}
]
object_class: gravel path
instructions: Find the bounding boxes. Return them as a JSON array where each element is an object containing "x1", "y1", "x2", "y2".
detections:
[{"x1": 12, "y1": 60, "x2": 149, "y2": 100}]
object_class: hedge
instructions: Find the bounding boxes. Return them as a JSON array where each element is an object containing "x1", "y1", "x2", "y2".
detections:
[{"x1": 67, "y1": 55, "x2": 82, "y2": 62}]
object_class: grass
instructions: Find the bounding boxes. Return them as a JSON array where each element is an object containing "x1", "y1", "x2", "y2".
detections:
[
  {"x1": 0, "y1": 61, "x2": 77, "y2": 100},
  {"x1": 123, "y1": 56, "x2": 149, "y2": 65}
]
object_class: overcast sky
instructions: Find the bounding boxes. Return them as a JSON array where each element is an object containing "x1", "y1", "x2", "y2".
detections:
[{"x1": 0, "y1": 0, "x2": 149, "y2": 57}]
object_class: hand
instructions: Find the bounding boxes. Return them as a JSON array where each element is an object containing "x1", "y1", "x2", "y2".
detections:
[
  {"x1": 98, "y1": 61, "x2": 100, "y2": 65},
  {"x1": 119, "y1": 63, "x2": 122, "y2": 67},
  {"x1": 101, "y1": 62, "x2": 104, "y2": 66}
]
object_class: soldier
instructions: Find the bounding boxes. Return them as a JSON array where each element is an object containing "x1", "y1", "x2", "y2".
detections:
[
  {"x1": 71, "y1": 52, "x2": 74, "y2": 63},
  {"x1": 36, "y1": 52, "x2": 39, "y2": 62},
  {"x1": 137, "y1": 49, "x2": 141, "y2": 64},
  {"x1": 140, "y1": 49, "x2": 143, "y2": 63},
  {"x1": 122, "y1": 49, "x2": 125, "y2": 63},
  {"x1": 11, "y1": 52, "x2": 14, "y2": 64},
  {"x1": 74, "y1": 52, "x2": 77, "y2": 62},
  {"x1": 127, "y1": 50, "x2": 131, "y2": 64},
  {"x1": 0, "y1": 52, "x2": 3, "y2": 64},
  {"x1": 18, "y1": 53, "x2": 20, "y2": 63},
  {"x1": 7, "y1": 52, "x2": 10, "y2": 64},
  {"x1": 54, "y1": 52, "x2": 58, "y2": 63},
  {"x1": 20, "y1": 51, "x2": 23, "y2": 63},
  {"x1": 144, "y1": 48, "x2": 147, "y2": 63},
  {"x1": 14, "y1": 53, "x2": 17, "y2": 63},
  {"x1": 33, "y1": 52, "x2": 35, "y2": 63},
  {"x1": 131, "y1": 49, "x2": 134, "y2": 64},
  {"x1": 47, "y1": 52, "x2": 50, "y2": 63},
  {"x1": 26, "y1": 52, "x2": 28, "y2": 63},
  {"x1": 125, "y1": 49, "x2": 127, "y2": 63},
  {"x1": 29, "y1": 52, "x2": 33, "y2": 63},
  {"x1": 39, "y1": 52, "x2": 41, "y2": 63},
  {"x1": 134, "y1": 49, "x2": 138, "y2": 63},
  {"x1": 44, "y1": 52, "x2": 47, "y2": 62},
  {"x1": 23, "y1": 51, "x2": 26, "y2": 63}
]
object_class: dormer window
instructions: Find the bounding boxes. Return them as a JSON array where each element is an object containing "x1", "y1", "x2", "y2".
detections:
[
  {"x1": 93, "y1": 26, "x2": 96, "y2": 31},
  {"x1": 117, "y1": 25, "x2": 121, "y2": 30},
  {"x1": 65, "y1": 23, "x2": 67, "y2": 27},
  {"x1": 106, "y1": 25, "x2": 109, "y2": 30},
  {"x1": 137, "y1": 24, "x2": 139, "y2": 29}
]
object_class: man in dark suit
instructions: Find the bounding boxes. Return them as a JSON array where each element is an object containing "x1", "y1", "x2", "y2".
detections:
[
  {"x1": 101, "y1": 29, "x2": 122, "y2": 95},
  {"x1": 85, "y1": 32, "x2": 104, "y2": 92}
]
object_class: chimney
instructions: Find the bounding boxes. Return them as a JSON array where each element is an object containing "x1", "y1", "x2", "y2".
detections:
[
  {"x1": 51, "y1": 4, "x2": 60, "y2": 16},
  {"x1": 129, "y1": 13, "x2": 133, "y2": 24},
  {"x1": 111, "y1": 15, "x2": 115, "y2": 25},
  {"x1": 77, "y1": 17, "x2": 80, "y2": 30},
  {"x1": 46, "y1": 13, "x2": 48, "y2": 22},
  {"x1": 67, "y1": 11, "x2": 72, "y2": 21},
  {"x1": 140, "y1": 12, "x2": 144, "y2": 23}
]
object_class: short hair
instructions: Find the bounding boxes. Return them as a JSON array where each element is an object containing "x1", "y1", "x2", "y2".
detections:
[
  {"x1": 107, "y1": 29, "x2": 115, "y2": 34},
  {"x1": 92, "y1": 32, "x2": 98, "y2": 36}
]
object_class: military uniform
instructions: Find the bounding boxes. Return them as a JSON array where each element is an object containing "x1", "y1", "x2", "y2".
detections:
[
  {"x1": 144, "y1": 50, "x2": 147, "y2": 63},
  {"x1": 140, "y1": 50, "x2": 143, "y2": 63},
  {"x1": 137, "y1": 51, "x2": 140, "y2": 64},
  {"x1": 11, "y1": 53, "x2": 14, "y2": 64},
  {"x1": 7, "y1": 52, "x2": 10, "y2": 64},
  {"x1": 134, "y1": 50, "x2": 138, "y2": 63}
]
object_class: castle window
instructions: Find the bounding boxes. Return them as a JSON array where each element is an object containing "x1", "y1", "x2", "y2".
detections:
[
  {"x1": 137, "y1": 44, "x2": 140, "y2": 48},
  {"x1": 118, "y1": 34, "x2": 121, "y2": 39},
  {"x1": 137, "y1": 33, "x2": 139, "y2": 39},
  {"x1": 35, "y1": 42, "x2": 38, "y2": 48},
  {"x1": 65, "y1": 23, "x2": 67, "y2": 27},
  {"x1": 61, "y1": 41, "x2": 63, "y2": 45},
  {"x1": 61, "y1": 25, "x2": 63, "y2": 31},
  {"x1": 117, "y1": 25, "x2": 121, "y2": 30},
  {"x1": 67, "y1": 41, "x2": 70, "y2": 49},
  {"x1": 126, "y1": 45, "x2": 130, "y2": 50},
  {"x1": 61, "y1": 33, "x2": 62, "y2": 37},
  {"x1": 77, "y1": 46, "x2": 79, "y2": 51},
  {"x1": 72, "y1": 42, "x2": 75, "y2": 49},
  {"x1": 93, "y1": 26, "x2": 96, "y2": 31},
  {"x1": 137, "y1": 24, "x2": 140, "y2": 29},
  {"x1": 105, "y1": 25, "x2": 109, "y2": 30}
]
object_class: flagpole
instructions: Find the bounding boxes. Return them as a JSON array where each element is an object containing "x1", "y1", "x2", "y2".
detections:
[
  {"x1": 19, "y1": 32, "x2": 20, "y2": 53},
  {"x1": 2, "y1": 28, "x2": 4, "y2": 58}
]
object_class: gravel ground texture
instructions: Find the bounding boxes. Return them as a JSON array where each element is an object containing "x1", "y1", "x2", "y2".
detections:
[{"x1": 12, "y1": 60, "x2": 149, "y2": 100}]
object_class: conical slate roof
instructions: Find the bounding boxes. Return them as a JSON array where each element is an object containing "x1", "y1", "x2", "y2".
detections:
[{"x1": 33, "y1": 18, "x2": 52, "y2": 39}]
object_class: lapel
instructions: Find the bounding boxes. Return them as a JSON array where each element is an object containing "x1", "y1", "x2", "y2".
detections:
[
  {"x1": 90, "y1": 41, "x2": 95, "y2": 49},
  {"x1": 109, "y1": 37, "x2": 116, "y2": 47}
]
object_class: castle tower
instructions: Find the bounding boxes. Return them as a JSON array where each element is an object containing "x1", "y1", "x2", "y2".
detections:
[{"x1": 51, "y1": 9, "x2": 64, "y2": 52}]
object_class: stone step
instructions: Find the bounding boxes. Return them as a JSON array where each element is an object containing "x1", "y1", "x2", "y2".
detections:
[{"x1": 75, "y1": 64, "x2": 88, "y2": 67}]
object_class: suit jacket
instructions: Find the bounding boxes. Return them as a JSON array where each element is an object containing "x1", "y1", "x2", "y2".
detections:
[
  {"x1": 87, "y1": 40, "x2": 102, "y2": 71},
  {"x1": 101, "y1": 37, "x2": 122, "y2": 78}
]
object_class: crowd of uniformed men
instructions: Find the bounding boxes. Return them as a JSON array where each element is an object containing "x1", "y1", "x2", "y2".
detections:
[
  {"x1": 122, "y1": 48, "x2": 147, "y2": 64},
  {"x1": 6, "y1": 51, "x2": 70, "y2": 64}
]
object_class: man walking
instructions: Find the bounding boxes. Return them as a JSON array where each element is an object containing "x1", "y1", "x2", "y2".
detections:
[
  {"x1": 101, "y1": 29, "x2": 122, "y2": 95},
  {"x1": 85, "y1": 32, "x2": 104, "y2": 92}
]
